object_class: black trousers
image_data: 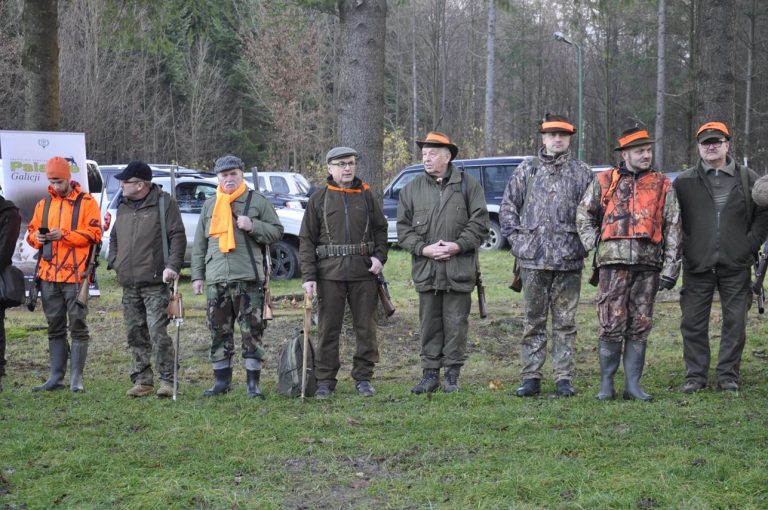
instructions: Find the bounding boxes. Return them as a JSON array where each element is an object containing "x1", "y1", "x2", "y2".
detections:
[
  {"x1": 0, "y1": 307, "x2": 5, "y2": 377},
  {"x1": 680, "y1": 267, "x2": 751, "y2": 385}
]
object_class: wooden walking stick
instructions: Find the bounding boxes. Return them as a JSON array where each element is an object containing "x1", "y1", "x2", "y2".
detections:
[
  {"x1": 167, "y1": 277, "x2": 184, "y2": 401},
  {"x1": 301, "y1": 291, "x2": 312, "y2": 401}
]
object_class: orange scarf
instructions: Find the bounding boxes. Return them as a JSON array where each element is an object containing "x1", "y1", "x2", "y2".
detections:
[{"x1": 209, "y1": 181, "x2": 247, "y2": 252}]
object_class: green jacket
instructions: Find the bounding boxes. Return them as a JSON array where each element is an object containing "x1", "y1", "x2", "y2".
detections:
[
  {"x1": 396, "y1": 164, "x2": 489, "y2": 293},
  {"x1": 673, "y1": 156, "x2": 768, "y2": 273},
  {"x1": 191, "y1": 190, "x2": 284, "y2": 284},
  {"x1": 108, "y1": 184, "x2": 187, "y2": 287},
  {"x1": 299, "y1": 176, "x2": 388, "y2": 282}
]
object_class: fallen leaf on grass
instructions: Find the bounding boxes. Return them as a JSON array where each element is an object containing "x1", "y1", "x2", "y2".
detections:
[
  {"x1": 319, "y1": 437, "x2": 334, "y2": 443},
  {"x1": 488, "y1": 379, "x2": 504, "y2": 390},
  {"x1": 300, "y1": 437, "x2": 314, "y2": 444},
  {"x1": 691, "y1": 458, "x2": 706, "y2": 466},
  {"x1": 752, "y1": 349, "x2": 768, "y2": 360}
]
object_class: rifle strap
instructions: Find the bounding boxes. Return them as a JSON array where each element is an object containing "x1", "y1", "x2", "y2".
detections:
[
  {"x1": 456, "y1": 164, "x2": 482, "y2": 277},
  {"x1": 236, "y1": 191, "x2": 262, "y2": 286},
  {"x1": 739, "y1": 164, "x2": 752, "y2": 226},
  {"x1": 158, "y1": 192, "x2": 169, "y2": 266},
  {"x1": 40, "y1": 192, "x2": 84, "y2": 231}
]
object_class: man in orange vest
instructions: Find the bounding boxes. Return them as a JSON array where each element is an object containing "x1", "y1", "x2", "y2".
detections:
[
  {"x1": 577, "y1": 127, "x2": 681, "y2": 401},
  {"x1": 26, "y1": 156, "x2": 102, "y2": 392}
]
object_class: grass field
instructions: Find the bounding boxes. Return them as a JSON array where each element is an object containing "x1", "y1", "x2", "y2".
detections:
[{"x1": 2, "y1": 249, "x2": 767, "y2": 509}]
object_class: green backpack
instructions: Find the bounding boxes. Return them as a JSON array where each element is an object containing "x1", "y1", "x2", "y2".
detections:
[{"x1": 276, "y1": 329, "x2": 317, "y2": 397}]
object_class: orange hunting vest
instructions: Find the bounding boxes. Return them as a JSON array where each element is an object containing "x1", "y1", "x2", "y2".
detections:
[{"x1": 597, "y1": 168, "x2": 670, "y2": 244}]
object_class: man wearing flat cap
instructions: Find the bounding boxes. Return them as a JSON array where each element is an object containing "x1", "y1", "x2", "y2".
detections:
[
  {"x1": 26, "y1": 156, "x2": 102, "y2": 392},
  {"x1": 299, "y1": 147, "x2": 388, "y2": 399},
  {"x1": 500, "y1": 113, "x2": 592, "y2": 397},
  {"x1": 577, "y1": 127, "x2": 681, "y2": 401},
  {"x1": 191, "y1": 155, "x2": 283, "y2": 398},
  {"x1": 107, "y1": 161, "x2": 186, "y2": 398},
  {"x1": 673, "y1": 122, "x2": 768, "y2": 393},
  {"x1": 397, "y1": 132, "x2": 489, "y2": 394}
]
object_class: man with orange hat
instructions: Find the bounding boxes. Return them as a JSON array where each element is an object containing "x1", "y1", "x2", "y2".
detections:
[
  {"x1": 26, "y1": 156, "x2": 102, "y2": 392},
  {"x1": 397, "y1": 132, "x2": 489, "y2": 394},
  {"x1": 500, "y1": 114, "x2": 593, "y2": 397},
  {"x1": 577, "y1": 126, "x2": 681, "y2": 401},
  {"x1": 673, "y1": 122, "x2": 768, "y2": 393}
]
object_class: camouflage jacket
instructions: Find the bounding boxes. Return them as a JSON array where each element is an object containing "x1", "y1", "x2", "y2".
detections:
[
  {"x1": 499, "y1": 148, "x2": 593, "y2": 271},
  {"x1": 576, "y1": 166, "x2": 682, "y2": 281}
]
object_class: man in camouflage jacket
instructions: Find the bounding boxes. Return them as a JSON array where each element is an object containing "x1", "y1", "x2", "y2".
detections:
[
  {"x1": 499, "y1": 114, "x2": 592, "y2": 397},
  {"x1": 577, "y1": 127, "x2": 681, "y2": 402}
]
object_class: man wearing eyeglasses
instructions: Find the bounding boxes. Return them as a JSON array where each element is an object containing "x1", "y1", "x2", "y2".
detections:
[
  {"x1": 674, "y1": 122, "x2": 768, "y2": 393},
  {"x1": 107, "y1": 161, "x2": 186, "y2": 398},
  {"x1": 299, "y1": 147, "x2": 388, "y2": 399}
]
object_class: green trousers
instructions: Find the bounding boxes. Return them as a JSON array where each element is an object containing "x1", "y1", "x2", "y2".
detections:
[{"x1": 417, "y1": 290, "x2": 471, "y2": 369}]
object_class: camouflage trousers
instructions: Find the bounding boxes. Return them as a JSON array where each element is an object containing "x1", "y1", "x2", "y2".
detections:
[
  {"x1": 206, "y1": 281, "x2": 265, "y2": 364},
  {"x1": 596, "y1": 266, "x2": 660, "y2": 344},
  {"x1": 41, "y1": 281, "x2": 89, "y2": 343},
  {"x1": 520, "y1": 268, "x2": 580, "y2": 381},
  {"x1": 122, "y1": 284, "x2": 174, "y2": 385}
]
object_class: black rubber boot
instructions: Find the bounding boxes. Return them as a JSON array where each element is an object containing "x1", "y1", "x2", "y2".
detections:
[
  {"x1": 443, "y1": 366, "x2": 461, "y2": 393},
  {"x1": 622, "y1": 340, "x2": 652, "y2": 401},
  {"x1": 246, "y1": 370, "x2": 264, "y2": 399},
  {"x1": 515, "y1": 378, "x2": 540, "y2": 397},
  {"x1": 596, "y1": 340, "x2": 622, "y2": 401},
  {"x1": 411, "y1": 369, "x2": 440, "y2": 394},
  {"x1": 69, "y1": 340, "x2": 88, "y2": 392},
  {"x1": 203, "y1": 367, "x2": 232, "y2": 396},
  {"x1": 32, "y1": 338, "x2": 68, "y2": 392}
]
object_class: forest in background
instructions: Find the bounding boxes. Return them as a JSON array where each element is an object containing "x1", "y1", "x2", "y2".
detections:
[{"x1": 1, "y1": 0, "x2": 766, "y2": 188}]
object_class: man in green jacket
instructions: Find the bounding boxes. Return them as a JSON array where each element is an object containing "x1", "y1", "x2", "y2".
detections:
[
  {"x1": 108, "y1": 161, "x2": 186, "y2": 398},
  {"x1": 674, "y1": 122, "x2": 768, "y2": 393},
  {"x1": 299, "y1": 146, "x2": 389, "y2": 399},
  {"x1": 191, "y1": 155, "x2": 284, "y2": 398},
  {"x1": 397, "y1": 132, "x2": 489, "y2": 394}
]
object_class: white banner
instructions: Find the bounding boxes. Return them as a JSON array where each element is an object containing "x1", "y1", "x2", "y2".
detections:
[{"x1": 0, "y1": 131, "x2": 88, "y2": 272}]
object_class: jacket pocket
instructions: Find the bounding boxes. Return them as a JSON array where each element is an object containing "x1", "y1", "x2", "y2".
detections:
[
  {"x1": 411, "y1": 257, "x2": 433, "y2": 286},
  {"x1": 447, "y1": 253, "x2": 475, "y2": 292},
  {"x1": 513, "y1": 228, "x2": 543, "y2": 260},
  {"x1": 413, "y1": 210, "x2": 430, "y2": 236},
  {"x1": 560, "y1": 225, "x2": 586, "y2": 260}
]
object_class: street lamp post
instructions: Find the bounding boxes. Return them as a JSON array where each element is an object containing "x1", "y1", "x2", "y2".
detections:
[{"x1": 553, "y1": 31, "x2": 583, "y2": 161}]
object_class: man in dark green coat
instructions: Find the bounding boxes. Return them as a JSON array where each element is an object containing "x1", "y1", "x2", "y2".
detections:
[
  {"x1": 299, "y1": 147, "x2": 388, "y2": 399},
  {"x1": 397, "y1": 132, "x2": 489, "y2": 394},
  {"x1": 674, "y1": 122, "x2": 768, "y2": 393}
]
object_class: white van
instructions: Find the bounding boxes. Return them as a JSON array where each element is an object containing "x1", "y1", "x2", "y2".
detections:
[{"x1": 254, "y1": 171, "x2": 310, "y2": 196}]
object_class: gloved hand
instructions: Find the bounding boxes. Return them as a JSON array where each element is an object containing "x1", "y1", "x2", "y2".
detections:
[{"x1": 659, "y1": 276, "x2": 676, "y2": 291}]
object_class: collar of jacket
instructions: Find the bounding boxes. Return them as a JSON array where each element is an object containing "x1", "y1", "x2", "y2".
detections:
[
  {"x1": 700, "y1": 154, "x2": 735, "y2": 176},
  {"x1": 119, "y1": 182, "x2": 162, "y2": 207},
  {"x1": 326, "y1": 176, "x2": 369, "y2": 193},
  {"x1": 426, "y1": 164, "x2": 458, "y2": 185},
  {"x1": 46, "y1": 181, "x2": 83, "y2": 199},
  {"x1": 618, "y1": 162, "x2": 653, "y2": 177},
  {"x1": 538, "y1": 147, "x2": 572, "y2": 167}
]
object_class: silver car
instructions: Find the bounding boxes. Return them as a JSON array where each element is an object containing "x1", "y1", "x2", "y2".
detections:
[{"x1": 101, "y1": 174, "x2": 303, "y2": 279}]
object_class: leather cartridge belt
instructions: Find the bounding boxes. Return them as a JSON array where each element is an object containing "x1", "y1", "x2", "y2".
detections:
[{"x1": 316, "y1": 242, "x2": 375, "y2": 258}]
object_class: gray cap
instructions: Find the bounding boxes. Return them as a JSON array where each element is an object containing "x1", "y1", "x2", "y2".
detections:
[
  {"x1": 325, "y1": 146, "x2": 358, "y2": 164},
  {"x1": 214, "y1": 155, "x2": 244, "y2": 173}
]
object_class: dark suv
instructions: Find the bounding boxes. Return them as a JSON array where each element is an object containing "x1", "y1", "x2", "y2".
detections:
[{"x1": 382, "y1": 156, "x2": 528, "y2": 250}]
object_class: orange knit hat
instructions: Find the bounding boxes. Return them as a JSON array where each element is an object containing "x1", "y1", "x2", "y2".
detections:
[{"x1": 45, "y1": 156, "x2": 71, "y2": 180}]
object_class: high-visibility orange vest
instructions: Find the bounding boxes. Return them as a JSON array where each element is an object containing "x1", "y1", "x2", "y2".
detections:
[{"x1": 597, "y1": 168, "x2": 670, "y2": 244}]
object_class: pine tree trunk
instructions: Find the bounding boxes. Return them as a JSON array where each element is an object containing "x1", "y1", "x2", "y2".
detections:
[
  {"x1": 654, "y1": 0, "x2": 667, "y2": 170},
  {"x1": 337, "y1": 0, "x2": 387, "y2": 193},
  {"x1": 22, "y1": 0, "x2": 60, "y2": 130},
  {"x1": 696, "y1": 0, "x2": 735, "y2": 126}
]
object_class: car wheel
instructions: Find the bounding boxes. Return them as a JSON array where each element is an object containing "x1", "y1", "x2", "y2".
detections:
[
  {"x1": 270, "y1": 240, "x2": 299, "y2": 280},
  {"x1": 481, "y1": 220, "x2": 505, "y2": 251}
]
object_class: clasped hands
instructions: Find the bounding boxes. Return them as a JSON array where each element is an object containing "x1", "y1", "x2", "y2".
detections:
[{"x1": 422, "y1": 240, "x2": 460, "y2": 261}]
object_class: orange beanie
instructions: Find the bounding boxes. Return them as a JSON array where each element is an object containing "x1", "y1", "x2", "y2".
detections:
[{"x1": 45, "y1": 156, "x2": 71, "y2": 180}]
